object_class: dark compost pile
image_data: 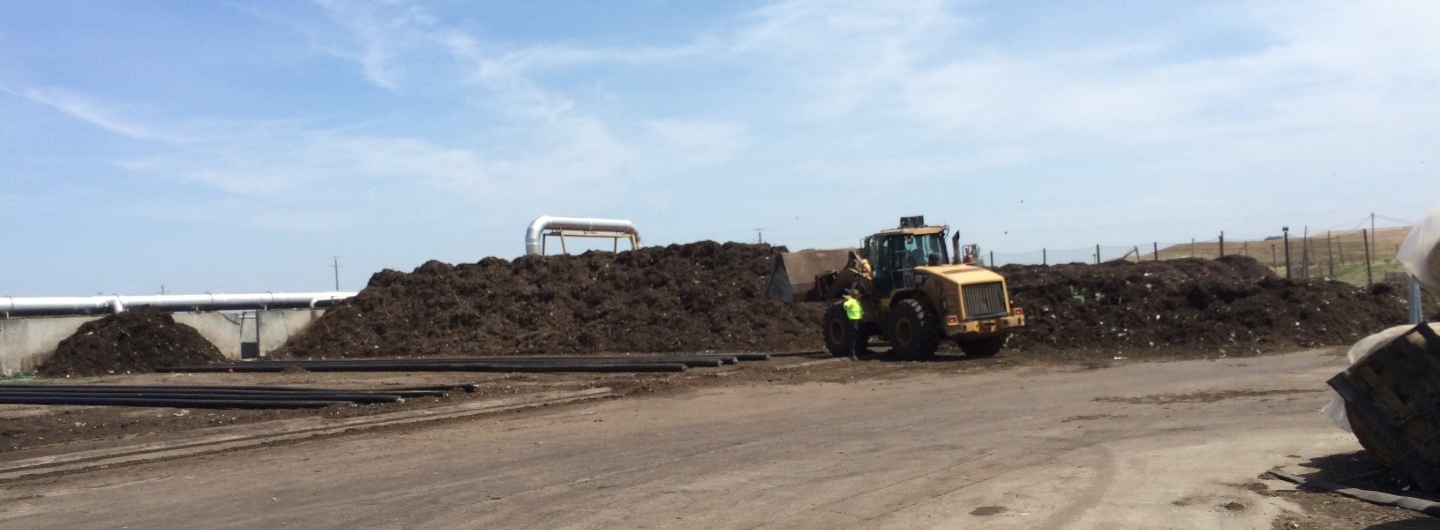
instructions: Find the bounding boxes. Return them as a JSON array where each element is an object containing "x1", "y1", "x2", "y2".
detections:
[
  {"x1": 38, "y1": 306, "x2": 227, "y2": 377},
  {"x1": 42, "y1": 246, "x2": 1430, "y2": 369},
  {"x1": 278, "y1": 242, "x2": 827, "y2": 358},
  {"x1": 998, "y1": 255, "x2": 1429, "y2": 358}
]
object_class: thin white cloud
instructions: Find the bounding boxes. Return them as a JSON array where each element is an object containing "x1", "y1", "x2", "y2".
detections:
[
  {"x1": 13, "y1": 87, "x2": 166, "y2": 142},
  {"x1": 311, "y1": 0, "x2": 447, "y2": 91}
]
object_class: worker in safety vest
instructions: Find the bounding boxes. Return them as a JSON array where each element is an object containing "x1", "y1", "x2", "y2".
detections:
[{"x1": 841, "y1": 288, "x2": 864, "y2": 357}]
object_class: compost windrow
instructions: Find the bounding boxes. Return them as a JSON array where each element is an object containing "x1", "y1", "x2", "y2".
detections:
[
  {"x1": 38, "y1": 306, "x2": 227, "y2": 377},
  {"x1": 40, "y1": 244, "x2": 1433, "y2": 369},
  {"x1": 998, "y1": 255, "x2": 1434, "y2": 358}
]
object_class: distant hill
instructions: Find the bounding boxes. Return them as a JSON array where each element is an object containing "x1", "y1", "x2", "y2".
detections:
[{"x1": 1152, "y1": 226, "x2": 1412, "y2": 287}]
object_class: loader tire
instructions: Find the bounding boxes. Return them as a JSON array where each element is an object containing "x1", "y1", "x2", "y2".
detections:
[
  {"x1": 822, "y1": 304, "x2": 856, "y2": 357},
  {"x1": 959, "y1": 335, "x2": 1005, "y2": 358},
  {"x1": 888, "y1": 298, "x2": 939, "y2": 359}
]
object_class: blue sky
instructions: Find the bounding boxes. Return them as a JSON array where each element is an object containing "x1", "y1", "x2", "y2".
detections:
[{"x1": 3, "y1": 0, "x2": 1438, "y2": 296}]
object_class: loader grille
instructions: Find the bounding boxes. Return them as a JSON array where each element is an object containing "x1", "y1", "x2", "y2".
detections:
[{"x1": 961, "y1": 281, "x2": 1008, "y2": 320}]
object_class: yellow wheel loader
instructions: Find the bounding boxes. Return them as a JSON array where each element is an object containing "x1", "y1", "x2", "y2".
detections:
[{"x1": 815, "y1": 216, "x2": 1025, "y2": 359}]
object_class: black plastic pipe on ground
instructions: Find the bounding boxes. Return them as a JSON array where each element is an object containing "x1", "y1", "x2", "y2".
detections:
[
  {"x1": 250, "y1": 355, "x2": 735, "y2": 367},
  {"x1": 256, "y1": 353, "x2": 767, "y2": 364},
  {"x1": 159, "y1": 362, "x2": 690, "y2": 374},
  {"x1": 0, "y1": 385, "x2": 448, "y2": 399},
  {"x1": 0, "y1": 395, "x2": 342, "y2": 409},
  {"x1": 0, "y1": 391, "x2": 403, "y2": 404}
]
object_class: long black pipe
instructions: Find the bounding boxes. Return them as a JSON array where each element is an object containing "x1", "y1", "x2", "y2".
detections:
[
  {"x1": 0, "y1": 391, "x2": 402, "y2": 404},
  {"x1": 0, "y1": 386, "x2": 449, "y2": 398},
  {"x1": 159, "y1": 362, "x2": 689, "y2": 374},
  {"x1": 0, "y1": 395, "x2": 341, "y2": 409},
  {"x1": 266, "y1": 353, "x2": 767, "y2": 364},
  {"x1": 251, "y1": 356, "x2": 735, "y2": 367}
]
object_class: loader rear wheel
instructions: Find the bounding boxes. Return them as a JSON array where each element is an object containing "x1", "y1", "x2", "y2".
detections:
[
  {"x1": 888, "y1": 298, "x2": 939, "y2": 359},
  {"x1": 822, "y1": 304, "x2": 855, "y2": 357},
  {"x1": 959, "y1": 336, "x2": 1005, "y2": 358}
]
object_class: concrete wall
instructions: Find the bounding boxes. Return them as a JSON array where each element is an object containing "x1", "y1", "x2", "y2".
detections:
[
  {"x1": 0, "y1": 309, "x2": 328, "y2": 376},
  {"x1": 0, "y1": 316, "x2": 101, "y2": 376}
]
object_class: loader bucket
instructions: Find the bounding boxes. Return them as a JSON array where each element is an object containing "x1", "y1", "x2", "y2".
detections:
[{"x1": 766, "y1": 248, "x2": 855, "y2": 302}]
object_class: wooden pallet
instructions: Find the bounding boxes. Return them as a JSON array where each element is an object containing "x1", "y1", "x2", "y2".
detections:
[{"x1": 1328, "y1": 324, "x2": 1440, "y2": 491}]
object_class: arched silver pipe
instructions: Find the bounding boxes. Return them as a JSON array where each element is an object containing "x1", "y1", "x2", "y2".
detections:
[
  {"x1": 525, "y1": 215, "x2": 641, "y2": 256},
  {"x1": 0, "y1": 292, "x2": 358, "y2": 317}
]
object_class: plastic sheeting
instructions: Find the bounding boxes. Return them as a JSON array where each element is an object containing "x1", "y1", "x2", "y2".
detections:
[{"x1": 1399, "y1": 202, "x2": 1440, "y2": 293}]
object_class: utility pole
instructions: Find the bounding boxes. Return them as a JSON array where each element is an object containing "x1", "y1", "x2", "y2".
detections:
[
  {"x1": 331, "y1": 257, "x2": 341, "y2": 291},
  {"x1": 754, "y1": 228, "x2": 766, "y2": 244}
]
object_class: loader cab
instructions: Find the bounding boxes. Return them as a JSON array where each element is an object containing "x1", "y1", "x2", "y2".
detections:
[{"x1": 867, "y1": 226, "x2": 949, "y2": 298}]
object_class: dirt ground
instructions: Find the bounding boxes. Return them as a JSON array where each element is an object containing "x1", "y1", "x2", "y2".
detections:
[
  {"x1": 10, "y1": 244, "x2": 1440, "y2": 526},
  {"x1": 2, "y1": 349, "x2": 1432, "y2": 529}
]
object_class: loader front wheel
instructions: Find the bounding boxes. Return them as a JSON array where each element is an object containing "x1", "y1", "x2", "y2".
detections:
[
  {"x1": 822, "y1": 304, "x2": 855, "y2": 357},
  {"x1": 888, "y1": 298, "x2": 939, "y2": 359}
]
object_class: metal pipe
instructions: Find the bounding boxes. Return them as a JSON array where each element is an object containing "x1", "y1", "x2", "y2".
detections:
[
  {"x1": 1412, "y1": 276, "x2": 1425, "y2": 325},
  {"x1": 0, "y1": 291, "x2": 357, "y2": 317},
  {"x1": 525, "y1": 215, "x2": 641, "y2": 256}
]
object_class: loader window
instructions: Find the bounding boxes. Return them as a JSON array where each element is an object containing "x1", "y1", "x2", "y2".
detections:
[
  {"x1": 869, "y1": 233, "x2": 947, "y2": 296},
  {"x1": 909, "y1": 234, "x2": 949, "y2": 267}
]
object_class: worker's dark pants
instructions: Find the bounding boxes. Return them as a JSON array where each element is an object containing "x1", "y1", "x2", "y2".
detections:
[{"x1": 849, "y1": 322, "x2": 861, "y2": 355}]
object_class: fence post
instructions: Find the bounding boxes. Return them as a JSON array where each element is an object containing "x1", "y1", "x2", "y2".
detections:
[
  {"x1": 989, "y1": 250, "x2": 994, "y2": 267},
  {"x1": 1095, "y1": 244, "x2": 1101, "y2": 264},
  {"x1": 1219, "y1": 231, "x2": 1225, "y2": 257},
  {"x1": 1338, "y1": 231, "x2": 1346, "y2": 265},
  {"x1": 1042, "y1": 248, "x2": 1047, "y2": 266},
  {"x1": 1362, "y1": 229, "x2": 1373, "y2": 287},
  {"x1": 1326, "y1": 232, "x2": 1334, "y2": 278},
  {"x1": 1153, "y1": 242, "x2": 1159, "y2": 262},
  {"x1": 1283, "y1": 226, "x2": 1291, "y2": 279},
  {"x1": 1301, "y1": 226, "x2": 1310, "y2": 279}
]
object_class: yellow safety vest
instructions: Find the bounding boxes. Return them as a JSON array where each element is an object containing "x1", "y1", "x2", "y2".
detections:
[{"x1": 843, "y1": 297, "x2": 863, "y2": 321}]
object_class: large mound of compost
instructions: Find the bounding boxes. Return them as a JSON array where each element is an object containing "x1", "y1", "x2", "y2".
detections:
[
  {"x1": 278, "y1": 242, "x2": 827, "y2": 358},
  {"x1": 998, "y1": 255, "x2": 1429, "y2": 357},
  {"x1": 39, "y1": 306, "x2": 227, "y2": 377}
]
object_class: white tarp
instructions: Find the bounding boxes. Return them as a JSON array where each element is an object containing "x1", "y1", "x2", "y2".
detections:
[{"x1": 1399, "y1": 202, "x2": 1440, "y2": 293}]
